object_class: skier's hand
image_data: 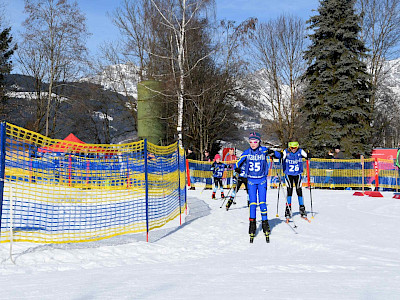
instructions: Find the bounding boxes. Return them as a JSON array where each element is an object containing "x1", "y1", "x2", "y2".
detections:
[
  {"x1": 307, "y1": 152, "x2": 312, "y2": 160},
  {"x1": 267, "y1": 148, "x2": 274, "y2": 156},
  {"x1": 235, "y1": 167, "x2": 241, "y2": 174}
]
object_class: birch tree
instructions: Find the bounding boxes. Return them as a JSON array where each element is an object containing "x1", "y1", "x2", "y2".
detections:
[
  {"x1": 19, "y1": 0, "x2": 89, "y2": 137},
  {"x1": 148, "y1": 0, "x2": 214, "y2": 144}
]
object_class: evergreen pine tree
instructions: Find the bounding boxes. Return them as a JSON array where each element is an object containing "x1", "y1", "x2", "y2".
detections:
[
  {"x1": 0, "y1": 26, "x2": 17, "y2": 111},
  {"x1": 302, "y1": 0, "x2": 372, "y2": 158}
]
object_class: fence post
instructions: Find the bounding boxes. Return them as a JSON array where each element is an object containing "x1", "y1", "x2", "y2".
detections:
[
  {"x1": 0, "y1": 122, "x2": 6, "y2": 238},
  {"x1": 184, "y1": 151, "x2": 187, "y2": 215},
  {"x1": 374, "y1": 157, "x2": 379, "y2": 191},
  {"x1": 177, "y1": 143, "x2": 182, "y2": 225},
  {"x1": 361, "y1": 155, "x2": 364, "y2": 192},
  {"x1": 144, "y1": 139, "x2": 149, "y2": 242},
  {"x1": 186, "y1": 159, "x2": 191, "y2": 187}
]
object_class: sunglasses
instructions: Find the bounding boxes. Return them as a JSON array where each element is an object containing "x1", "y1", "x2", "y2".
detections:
[
  {"x1": 249, "y1": 140, "x2": 259, "y2": 144},
  {"x1": 290, "y1": 147, "x2": 298, "y2": 150}
]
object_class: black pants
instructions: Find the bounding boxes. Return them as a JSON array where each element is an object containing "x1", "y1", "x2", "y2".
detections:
[
  {"x1": 285, "y1": 174, "x2": 303, "y2": 197},
  {"x1": 235, "y1": 177, "x2": 248, "y2": 194},
  {"x1": 214, "y1": 177, "x2": 223, "y2": 189}
]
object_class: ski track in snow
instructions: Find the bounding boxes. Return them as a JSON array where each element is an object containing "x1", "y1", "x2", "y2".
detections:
[{"x1": 0, "y1": 189, "x2": 400, "y2": 299}]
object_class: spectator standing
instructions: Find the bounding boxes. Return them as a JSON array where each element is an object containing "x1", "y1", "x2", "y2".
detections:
[
  {"x1": 203, "y1": 149, "x2": 211, "y2": 162},
  {"x1": 334, "y1": 146, "x2": 344, "y2": 159},
  {"x1": 186, "y1": 148, "x2": 196, "y2": 160},
  {"x1": 186, "y1": 147, "x2": 196, "y2": 190},
  {"x1": 224, "y1": 148, "x2": 237, "y2": 187}
]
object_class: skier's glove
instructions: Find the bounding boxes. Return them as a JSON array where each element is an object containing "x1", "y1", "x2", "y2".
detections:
[
  {"x1": 267, "y1": 149, "x2": 275, "y2": 158},
  {"x1": 235, "y1": 167, "x2": 241, "y2": 174},
  {"x1": 307, "y1": 152, "x2": 312, "y2": 160}
]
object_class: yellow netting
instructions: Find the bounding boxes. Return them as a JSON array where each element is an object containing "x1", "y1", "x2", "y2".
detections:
[{"x1": 0, "y1": 123, "x2": 186, "y2": 243}]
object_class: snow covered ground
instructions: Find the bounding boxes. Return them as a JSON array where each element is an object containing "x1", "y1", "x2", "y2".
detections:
[{"x1": 0, "y1": 188, "x2": 399, "y2": 299}]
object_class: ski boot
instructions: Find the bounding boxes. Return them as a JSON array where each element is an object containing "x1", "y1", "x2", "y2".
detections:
[
  {"x1": 212, "y1": 192, "x2": 216, "y2": 199},
  {"x1": 249, "y1": 218, "x2": 256, "y2": 243},
  {"x1": 299, "y1": 205, "x2": 307, "y2": 218},
  {"x1": 226, "y1": 197, "x2": 234, "y2": 211},
  {"x1": 262, "y1": 220, "x2": 270, "y2": 243},
  {"x1": 221, "y1": 192, "x2": 225, "y2": 199},
  {"x1": 285, "y1": 204, "x2": 292, "y2": 222}
]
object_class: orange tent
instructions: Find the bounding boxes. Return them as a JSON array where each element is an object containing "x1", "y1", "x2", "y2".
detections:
[{"x1": 38, "y1": 133, "x2": 111, "y2": 154}]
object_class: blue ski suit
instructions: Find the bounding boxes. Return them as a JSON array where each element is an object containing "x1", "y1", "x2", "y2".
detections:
[
  {"x1": 235, "y1": 146, "x2": 281, "y2": 220},
  {"x1": 282, "y1": 148, "x2": 308, "y2": 206},
  {"x1": 211, "y1": 161, "x2": 226, "y2": 192}
]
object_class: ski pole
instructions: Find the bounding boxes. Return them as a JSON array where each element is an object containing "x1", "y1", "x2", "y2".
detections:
[
  {"x1": 271, "y1": 159, "x2": 282, "y2": 217},
  {"x1": 306, "y1": 157, "x2": 314, "y2": 218},
  {"x1": 285, "y1": 192, "x2": 297, "y2": 228},
  {"x1": 220, "y1": 186, "x2": 232, "y2": 208},
  {"x1": 276, "y1": 177, "x2": 281, "y2": 217},
  {"x1": 273, "y1": 157, "x2": 298, "y2": 229},
  {"x1": 271, "y1": 158, "x2": 286, "y2": 218}
]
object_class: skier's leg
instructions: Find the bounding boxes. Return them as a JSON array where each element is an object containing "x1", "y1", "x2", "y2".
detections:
[
  {"x1": 226, "y1": 179, "x2": 240, "y2": 210},
  {"x1": 258, "y1": 179, "x2": 268, "y2": 221},
  {"x1": 218, "y1": 178, "x2": 224, "y2": 198},
  {"x1": 248, "y1": 180, "x2": 257, "y2": 219},
  {"x1": 286, "y1": 175, "x2": 294, "y2": 217},
  {"x1": 294, "y1": 175, "x2": 307, "y2": 217},
  {"x1": 212, "y1": 177, "x2": 217, "y2": 199}
]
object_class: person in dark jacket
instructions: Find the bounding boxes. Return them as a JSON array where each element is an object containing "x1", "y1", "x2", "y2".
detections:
[
  {"x1": 334, "y1": 146, "x2": 344, "y2": 159},
  {"x1": 203, "y1": 149, "x2": 211, "y2": 162},
  {"x1": 186, "y1": 148, "x2": 196, "y2": 160},
  {"x1": 187, "y1": 148, "x2": 197, "y2": 190}
]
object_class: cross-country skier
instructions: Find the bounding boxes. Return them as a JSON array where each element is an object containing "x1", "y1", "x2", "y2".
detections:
[
  {"x1": 281, "y1": 141, "x2": 311, "y2": 220},
  {"x1": 235, "y1": 132, "x2": 281, "y2": 243},
  {"x1": 225, "y1": 162, "x2": 250, "y2": 210},
  {"x1": 211, "y1": 154, "x2": 226, "y2": 199}
]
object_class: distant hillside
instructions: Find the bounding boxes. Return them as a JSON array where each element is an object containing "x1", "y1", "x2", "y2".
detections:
[{"x1": 4, "y1": 73, "x2": 137, "y2": 144}]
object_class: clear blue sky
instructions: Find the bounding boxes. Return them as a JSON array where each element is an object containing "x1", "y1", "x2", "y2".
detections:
[{"x1": 6, "y1": 0, "x2": 320, "y2": 72}]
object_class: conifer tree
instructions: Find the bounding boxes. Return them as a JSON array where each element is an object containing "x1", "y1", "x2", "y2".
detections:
[
  {"x1": 302, "y1": 0, "x2": 372, "y2": 158},
  {"x1": 0, "y1": 26, "x2": 16, "y2": 109}
]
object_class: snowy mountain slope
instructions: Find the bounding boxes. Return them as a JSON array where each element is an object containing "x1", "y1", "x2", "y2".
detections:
[
  {"x1": 82, "y1": 63, "x2": 140, "y2": 99},
  {"x1": 0, "y1": 188, "x2": 399, "y2": 299}
]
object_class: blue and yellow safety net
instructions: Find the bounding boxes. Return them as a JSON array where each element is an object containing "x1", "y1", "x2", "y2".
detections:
[
  {"x1": 187, "y1": 157, "x2": 399, "y2": 190},
  {"x1": 0, "y1": 122, "x2": 186, "y2": 243}
]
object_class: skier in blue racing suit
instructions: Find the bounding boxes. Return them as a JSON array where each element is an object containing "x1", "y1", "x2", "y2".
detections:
[
  {"x1": 235, "y1": 132, "x2": 281, "y2": 242},
  {"x1": 281, "y1": 141, "x2": 311, "y2": 219}
]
